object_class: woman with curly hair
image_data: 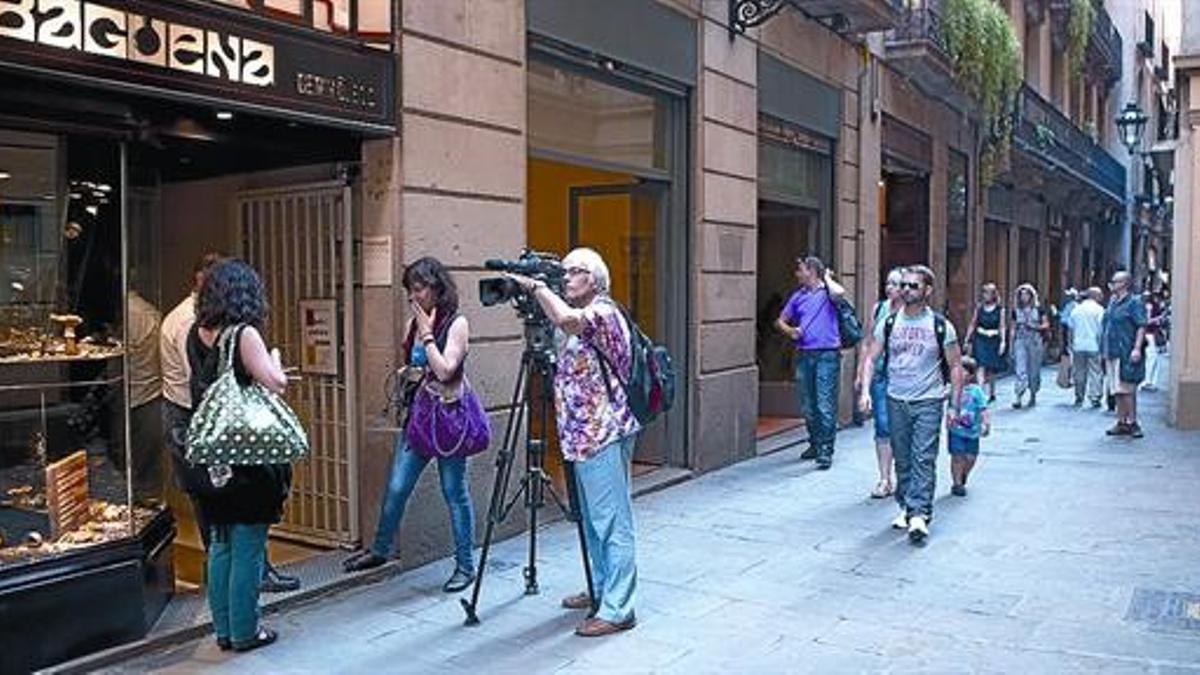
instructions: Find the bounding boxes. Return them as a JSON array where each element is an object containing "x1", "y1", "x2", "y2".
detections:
[
  {"x1": 343, "y1": 257, "x2": 480, "y2": 594},
  {"x1": 187, "y1": 258, "x2": 291, "y2": 652}
]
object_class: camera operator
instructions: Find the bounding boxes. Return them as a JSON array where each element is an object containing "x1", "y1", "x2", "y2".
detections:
[{"x1": 505, "y1": 247, "x2": 640, "y2": 638}]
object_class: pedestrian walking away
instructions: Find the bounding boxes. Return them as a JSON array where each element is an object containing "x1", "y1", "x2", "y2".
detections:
[
  {"x1": 343, "y1": 257, "x2": 485, "y2": 596},
  {"x1": 1102, "y1": 271, "x2": 1148, "y2": 438},
  {"x1": 947, "y1": 357, "x2": 990, "y2": 497},
  {"x1": 963, "y1": 282, "x2": 1006, "y2": 403},
  {"x1": 1067, "y1": 287, "x2": 1106, "y2": 408},
  {"x1": 858, "y1": 267, "x2": 904, "y2": 498},
  {"x1": 776, "y1": 255, "x2": 847, "y2": 470},
  {"x1": 507, "y1": 247, "x2": 641, "y2": 638},
  {"x1": 1056, "y1": 288, "x2": 1078, "y2": 389},
  {"x1": 183, "y1": 259, "x2": 294, "y2": 653},
  {"x1": 1008, "y1": 283, "x2": 1049, "y2": 409},
  {"x1": 858, "y1": 265, "x2": 963, "y2": 545},
  {"x1": 1141, "y1": 290, "x2": 1167, "y2": 392}
]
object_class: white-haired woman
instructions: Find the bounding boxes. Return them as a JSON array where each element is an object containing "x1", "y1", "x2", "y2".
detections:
[
  {"x1": 505, "y1": 247, "x2": 640, "y2": 638},
  {"x1": 1008, "y1": 283, "x2": 1050, "y2": 408},
  {"x1": 857, "y1": 268, "x2": 904, "y2": 498}
]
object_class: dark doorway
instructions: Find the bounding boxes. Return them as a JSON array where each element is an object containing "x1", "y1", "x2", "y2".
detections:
[{"x1": 880, "y1": 169, "x2": 931, "y2": 274}]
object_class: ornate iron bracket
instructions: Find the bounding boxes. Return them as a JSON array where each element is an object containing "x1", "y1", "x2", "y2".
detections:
[{"x1": 729, "y1": 0, "x2": 788, "y2": 37}]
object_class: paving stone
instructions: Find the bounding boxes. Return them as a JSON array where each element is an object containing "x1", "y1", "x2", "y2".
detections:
[{"x1": 107, "y1": 371, "x2": 1200, "y2": 672}]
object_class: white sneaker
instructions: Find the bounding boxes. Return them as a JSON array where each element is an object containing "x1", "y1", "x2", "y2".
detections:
[
  {"x1": 907, "y1": 515, "x2": 929, "y2": 543},
  {"x1": 890, "y1": 510, "x2": 908, "y2": 530}
]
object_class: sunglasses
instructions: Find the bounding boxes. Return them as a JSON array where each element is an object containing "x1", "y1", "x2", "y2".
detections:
[{"x1": 899, "y1": 281, "x2": 922, "y2": 290}]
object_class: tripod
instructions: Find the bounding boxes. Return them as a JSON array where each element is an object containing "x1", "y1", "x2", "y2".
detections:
[{"x1": 460, "y1": 320, "x2": 595, "y2": 626}]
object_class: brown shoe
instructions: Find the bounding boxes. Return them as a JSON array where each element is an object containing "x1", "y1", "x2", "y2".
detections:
[
  {"x1": 574, "y1": 615, "x2": 636, "y2": 637},
  {"x1": 561, "y1": 592, "x2": 592, "y2": 610}
]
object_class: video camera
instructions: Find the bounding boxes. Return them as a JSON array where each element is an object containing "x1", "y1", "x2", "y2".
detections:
[{"x1": 479, "y1": 250, "x2": 566, "y2": 314}]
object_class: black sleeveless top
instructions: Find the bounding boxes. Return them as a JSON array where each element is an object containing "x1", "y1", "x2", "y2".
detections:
[{"x1": 185, "y1": 324, "x2": 292, "y2": 526}]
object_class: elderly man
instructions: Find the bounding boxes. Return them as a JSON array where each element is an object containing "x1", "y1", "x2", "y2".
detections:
[
  {"x1": 1068, "y1": 287, "x2": 1106, "y2": 408},
  {"x1": 507, "y1": 248, "x2": 640, "y2": 638},
  {"x1": 1102, "y1": 271, "x2": 1147, "y2": 438}
]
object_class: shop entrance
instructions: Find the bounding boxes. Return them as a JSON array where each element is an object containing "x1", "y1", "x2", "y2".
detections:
[
  {"x1": 235, "y1": 183, "x2": 358, "y2": 547},
  {"x1": 756, "y1": 201, "x2": 819, "y2": 427},
  {"x1": 526, "y1": 50, "x2": 688, "y2": 480}
]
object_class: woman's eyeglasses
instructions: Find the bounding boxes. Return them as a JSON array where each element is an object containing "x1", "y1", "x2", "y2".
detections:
[{"x1": 565, "y1": 266, "x2": 590, "y2": 277}]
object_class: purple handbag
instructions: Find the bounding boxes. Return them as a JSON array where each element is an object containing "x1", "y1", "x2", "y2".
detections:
[{"x1": 405, "y1": 377, "x2": 491, "y2": 460}]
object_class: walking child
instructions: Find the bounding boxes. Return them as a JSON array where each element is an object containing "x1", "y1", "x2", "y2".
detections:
[{"x1": 948, "y1": 356, "x2": 990, "y2": 497}]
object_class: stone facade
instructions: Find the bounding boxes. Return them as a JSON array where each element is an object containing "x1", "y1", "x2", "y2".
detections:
[
  {"x1": 1170, "y1": 2, "x2": 1200, "y2": 429},
  {"x1": 349, "y1": 0, "x2": 1146, "y2": 569}
]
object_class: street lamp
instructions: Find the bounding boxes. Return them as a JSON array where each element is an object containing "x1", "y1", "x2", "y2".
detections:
[{"x1": 1115, "y1": 101, "x2": 1149, "y2": 155}]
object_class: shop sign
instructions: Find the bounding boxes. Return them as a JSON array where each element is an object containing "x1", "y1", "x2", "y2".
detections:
[
  {"x1": 0, "y1": 0, "x2": 395, "y2": 131},
  {"x1": 45, "y1": 450, "x2": 89, "y2": 540},
  {"x1": 299, "y1": 298, "x2": 338, "y2": 375},
  {"x1": 759, "y1": 114, "x2": 833, "y2": 155}
]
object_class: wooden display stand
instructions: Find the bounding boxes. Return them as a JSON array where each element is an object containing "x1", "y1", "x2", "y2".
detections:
[{"x1": 45, "y1": 450, "x2": 88, "y2": 539}]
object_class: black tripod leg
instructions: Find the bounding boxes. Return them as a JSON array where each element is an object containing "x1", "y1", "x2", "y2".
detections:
[
  {"x1": 564, "y1": 460, "x2": 598, "y2": 613},
  {"x1": 461, "y1": 358, "x2": 529, "y2": 626},
  {"x1": 524, "y1": 453, "x2": 540, "y2": 595},
  {"x1": 460, "y1": 444, "x2": 513, "y2": 626}
]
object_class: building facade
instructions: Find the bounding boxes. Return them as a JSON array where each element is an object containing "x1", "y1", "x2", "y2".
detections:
[
  {"x1": 1, "y1": 0, "x2": 1165, "y2": 668},
  {"x1": 1171, "y1": 0, "x2": 1199, "y2": 429}
]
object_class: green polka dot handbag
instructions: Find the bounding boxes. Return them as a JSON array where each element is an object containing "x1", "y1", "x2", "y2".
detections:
[{"x1": 186, "y1": 326, "x2": 310, "y2": 466}]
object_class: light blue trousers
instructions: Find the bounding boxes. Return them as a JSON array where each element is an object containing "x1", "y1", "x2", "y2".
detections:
[
  {"x1": 574, "y1": 435, "x2": 638, "y2": 624},
  {"x1": 207, "y1": 523, "x2": 269, "y2": 645}
]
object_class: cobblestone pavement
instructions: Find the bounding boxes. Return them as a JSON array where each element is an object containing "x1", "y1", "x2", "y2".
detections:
[{"x1": 108, "y1": 370, "x2": 1200, "y2": 674}]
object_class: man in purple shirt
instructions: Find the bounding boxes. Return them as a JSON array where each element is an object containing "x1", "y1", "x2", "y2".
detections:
[{"x1": 776, "y1": 256, "x2": 846, "y2": 469}]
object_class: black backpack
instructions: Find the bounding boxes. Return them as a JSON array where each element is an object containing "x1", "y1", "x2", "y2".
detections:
[
  {"x1": 833, "y1": 294, "x2": 864, "y2": 349},
  {"x1": 882, "y1": 311, "x2": 951, "y2": 384},
  {"x1": 592, "y1": 301, "x2": 676, "y2": 426}
]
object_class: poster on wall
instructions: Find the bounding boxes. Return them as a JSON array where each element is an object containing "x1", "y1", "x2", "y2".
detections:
[{"x1": 299, "y1": 299, "x2": 338, "y2": 375}]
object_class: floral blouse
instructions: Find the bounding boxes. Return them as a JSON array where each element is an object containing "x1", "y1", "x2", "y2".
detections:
[{"x1": 554, "y1": 298, "x2": 640, "y2": 462}]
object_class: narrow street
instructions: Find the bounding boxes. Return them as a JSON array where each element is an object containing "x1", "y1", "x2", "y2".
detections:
[{"x1": 107, "y1": 372, "x2": 1200, "y2": 673}]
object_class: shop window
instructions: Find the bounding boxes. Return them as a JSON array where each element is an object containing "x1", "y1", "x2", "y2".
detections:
[{"x1": 1, "y1": 131, "x2": 162, "y2": 571}]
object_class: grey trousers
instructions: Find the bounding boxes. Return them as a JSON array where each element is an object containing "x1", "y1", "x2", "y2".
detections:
[
  {"x1": 1072, "y1": 350, "x2": 1103, "y2": 404},
  {"x1": 887, "y1": 396, "x2": 944, "y2": 519},
  {"x1": 1013, "y1": 335, "x2": 1044, "y2": 398}
]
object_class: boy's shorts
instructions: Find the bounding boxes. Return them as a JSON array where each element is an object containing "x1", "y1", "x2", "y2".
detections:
[{"x1": 948, "y1": 434, "x2": 980, "y2": 456}]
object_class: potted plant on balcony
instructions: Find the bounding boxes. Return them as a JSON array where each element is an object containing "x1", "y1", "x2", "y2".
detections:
[
  {"x1": 941, "y1": 0, "x2": 1022, "y2": 183},
  {"x1": 1068, "y1": 0, "x2": 1095, "y2": 76}
]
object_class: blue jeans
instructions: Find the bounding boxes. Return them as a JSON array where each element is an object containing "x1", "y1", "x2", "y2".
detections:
[
  {"x1": 574, "y1": 435, "x2": 638, "y2": 624},
  {"x1": 796, "y1": 350, "x2": 842, "y2": 459},
  {"x1": 371, "y1": 438, "x2": 475, "y2": 574},
  {"x1": 869, "y1": 371, "x2": 890, "y2": 440},
  {"x1": 887, "y1": 397, "x2": 944, "y2": 518},
  {"x1": 208, "y1": 523, "x2": 269, "y2": 645}
]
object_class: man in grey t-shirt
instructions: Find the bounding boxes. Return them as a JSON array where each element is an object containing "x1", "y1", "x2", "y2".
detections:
[{"x1": 858, "y1": 265, "x2": 962, "y2": 544}]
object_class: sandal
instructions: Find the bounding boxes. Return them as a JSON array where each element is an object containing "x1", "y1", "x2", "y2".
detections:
[
  {"x1": 233, "y1": 627, "x2": 278, "y2": 652},
  {"x1": 869, "y1": 480, "x2": 892, "y2": 499}
]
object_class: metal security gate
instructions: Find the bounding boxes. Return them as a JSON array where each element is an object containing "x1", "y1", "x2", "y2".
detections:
[{"x1": 236, "y1": 182, "x2": 358, "y2": 547}]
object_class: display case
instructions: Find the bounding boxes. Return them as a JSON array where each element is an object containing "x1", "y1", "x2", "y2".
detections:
[{"x1": 0, "y1": 130, "x2": 174, "y2": 672}]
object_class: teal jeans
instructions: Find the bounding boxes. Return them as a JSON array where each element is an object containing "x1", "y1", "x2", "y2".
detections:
[{"x1": 208, "y1": 523, "x2": 270, "y2": 645}]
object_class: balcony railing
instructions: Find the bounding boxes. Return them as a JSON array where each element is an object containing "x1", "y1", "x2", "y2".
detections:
[
  {"x1": 1014, "y1": 84, "x2": 1125, "y2": 201},
  {"x1": 887, "y1": 2, "x2": 950, "y2": 60},
  {"x1": 1089, "y1": 1, "x2": 1122, "y2": 85}
]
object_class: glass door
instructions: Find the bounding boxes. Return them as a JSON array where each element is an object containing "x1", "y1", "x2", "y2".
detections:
[{"x1": 568, "y1": 180, "x2": 668, "y2": 466}]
